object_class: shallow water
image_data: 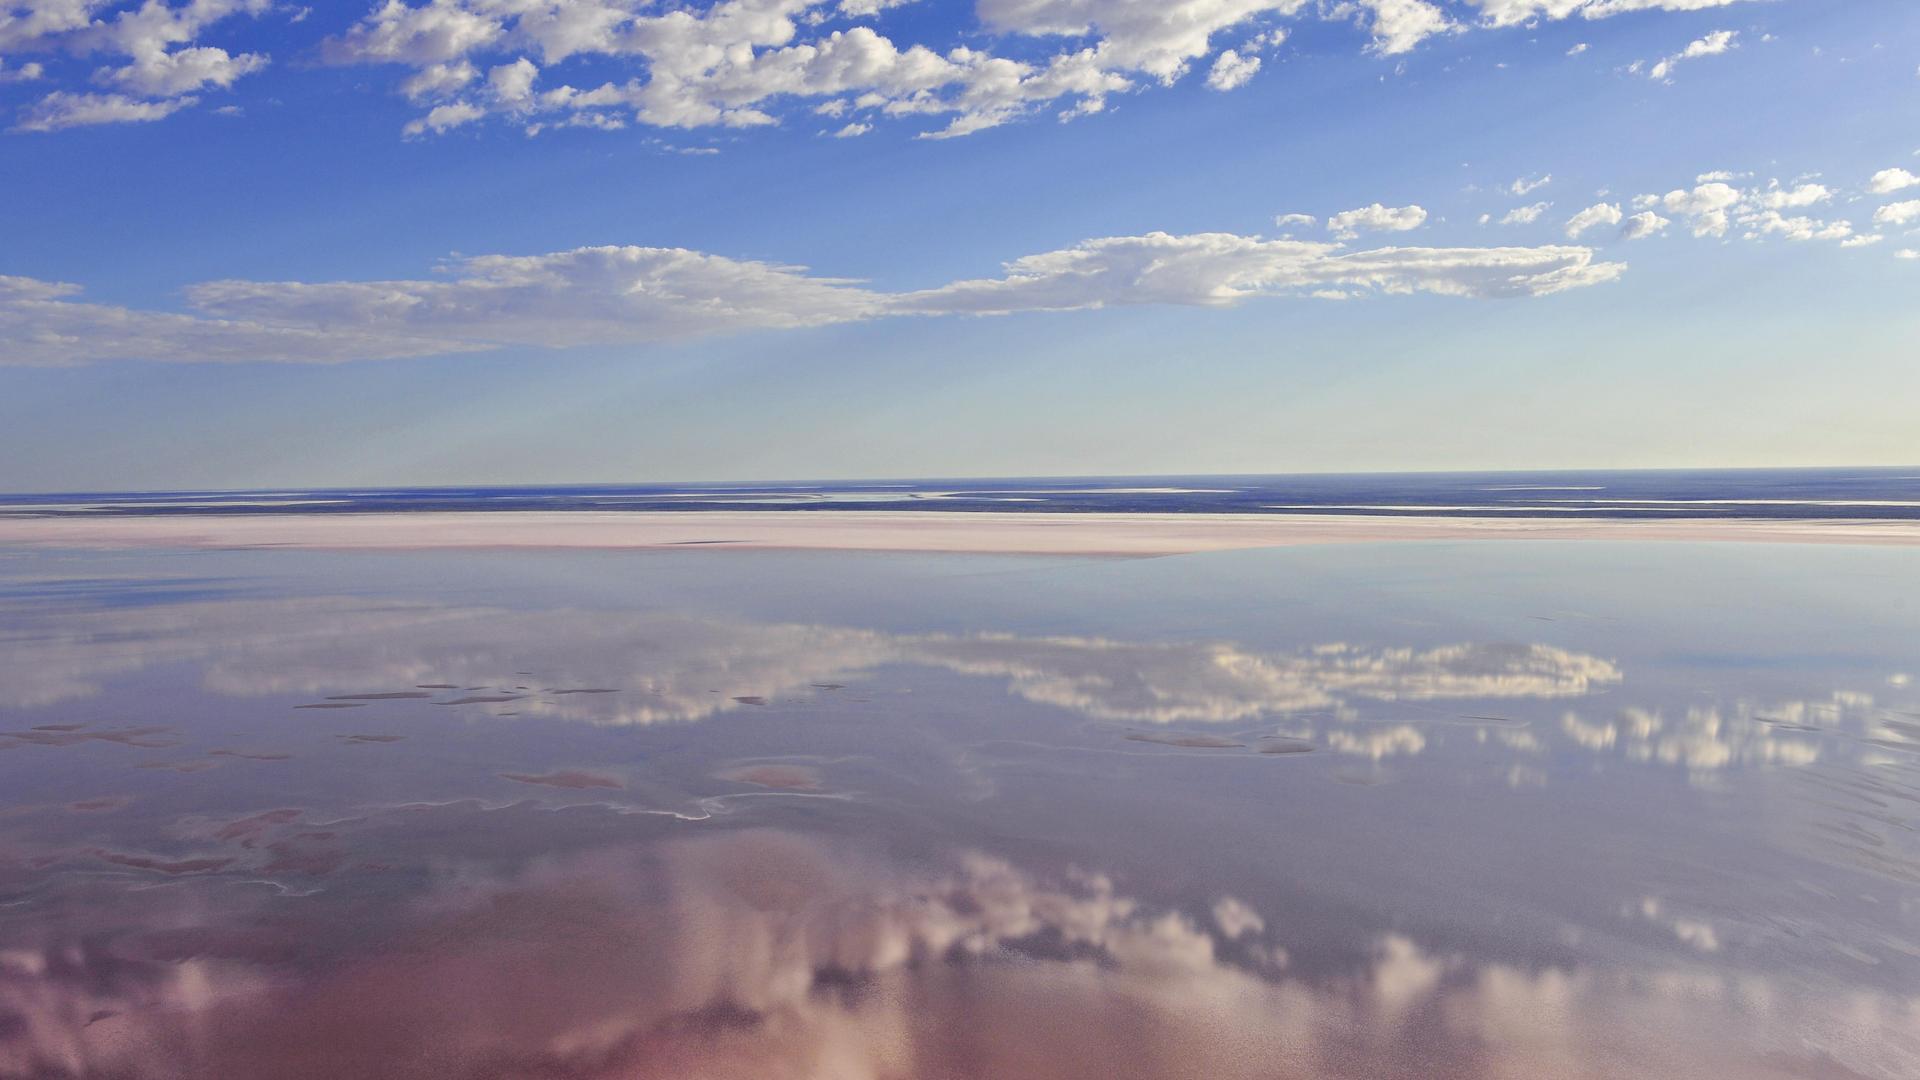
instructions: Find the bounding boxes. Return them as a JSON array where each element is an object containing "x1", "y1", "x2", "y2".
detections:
[{"x1": 0, "y1": 541, "x2": 1916, "y2": 1078}]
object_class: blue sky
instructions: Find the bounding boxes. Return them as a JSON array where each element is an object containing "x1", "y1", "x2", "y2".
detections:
[{"x1": 0, "y1": 0, "x2": 1916, "y2": 490}]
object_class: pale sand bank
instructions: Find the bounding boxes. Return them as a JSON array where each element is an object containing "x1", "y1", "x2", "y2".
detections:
[{"x1": 3, "y1": 511, "x2": 1919, "y2": 555}]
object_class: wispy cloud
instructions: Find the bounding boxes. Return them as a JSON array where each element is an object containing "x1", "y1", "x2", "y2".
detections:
[{"x1": 0, "y1": 230, "x2": 1625, "y2": 366}]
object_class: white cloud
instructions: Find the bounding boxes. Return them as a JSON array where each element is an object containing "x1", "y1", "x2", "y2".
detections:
[
  {"x1": 1896, "y1": 249, "x2": 1919, "y2": 260},
  {"x1": 831, "y1": 120, "x2": 871, "y2": 136},
  {"x1": 1327, "y1": 202, "x2": 1428, "y2": 238},
  {"x1": 3, "y1": 0, "x2": 274, "y2": 130},
  {"x1": 1206, "y1": 48, "x2": 1261, "y2": 91},
  {"x1": 1646, "y1": 28, "x2": 1736, "y2": 81},
  {"x1": 1471, "y1": 1, "x2": 1756, "y2": 28},
  {"x1": 1564, "y1": 201, "x2": 1622, "y2": 238},
  {"x1": 1338, "y1": 0, "x2": 1455, "y2": 56},
  {"x1": 1616, "y1": 173, "x2": 1885, "y2": 247},
  {"x1": 1752, "y1": 181, "x2": 1830, "y2": 210},
  {"x1": 1500, "y1": 202, "x2": 1550, "y2": 225},
  {"x1": 1510, "y1": 173, "x2": 1552, "y2": 196},
  {"x1": 100, "y1": 45, "x2": 268, "y2": 97},
  {"x1": 321, "y1": 0, "x2": 505, "y2": 66},
  {"x1": 895, "y1": 232, "x2": 1623, "y2": 313},
  {"x1": 400, "y1": 60, "x2": 479, "y2": 100},
  {"x1": 0, "y1": 0, "x2": 1783, "y2": 140},
  {"x1": 0, "y1": 230, "x2": 1626, "y2": 366},
  {"x1": 11, "y1": 90, "x2": 199, "y2": 132},
  {"x1": 1273, "y1": 212, "x2": 1318, "y2": 230},
  {"x1": 402, "y1": 99, "x2": 486, "y2": 136},
  {"x1": 1874, "y1": 200, "x2": 1920, "y2": 228},
  {"x1": 836, "y1": 0, "x2": 917, "y2": 15},
  {"x1": 1656, "y1": 181, "x2": 1742, "y2": 236},
  {"x1": 1621, "y1": 210, "x2": 1669, "y2": 239},
  {"x1": 1868, "y1": 168, "x2": 1920, "y2": 195},
  {"x1": 0, "y1": 58, "x2": 42, "y2": 81},
  {"x1": 977, "y1": 0, "x2": 1308, "y2": 84},
  {"x1": 1566, "y1": 42, "x2": 1587, "y2": 55},
  {"x1": 1744, "y1": 209, "x2": 1853, "y2": 243},
  {"x1": 1839, "y1": 234, "x2": 1881, "y2": 249},
  {"x1": 486, "y1": 56, "x2": 539, "y2": 104}
]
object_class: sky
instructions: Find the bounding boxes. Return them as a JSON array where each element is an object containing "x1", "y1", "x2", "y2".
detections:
[{"x1": 0, "y1": 0, "x2": 1917, "y2": 491}]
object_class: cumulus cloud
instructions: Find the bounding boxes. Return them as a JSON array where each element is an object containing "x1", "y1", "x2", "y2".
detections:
[
  {"x1": 0, "y1": 230, "x2": 1624, "y2": 366},
  {"x1": 1628, "y1": 175, "x2": 1868, "y2": 247},
  {"x1": 1752, "y1": 181, "x2": 1830, "y2": 210},
  {"x1": 0, "y1": 0, "x2": 1783, "y2": 139},
  {"x1": 1869, "y1": 168, "x2": 1920, "y2": 195},
  {"x1": 1337, "y1": 0, "x2": 1455, "y2": 56},
  {"x1": 1645, "y1": 28, "x2": 1736, "y2": 82},
  {"x1": 1564, "y1": 201, "x2": 1622, "y2": 238},
  {"x1": 1621, "y1": 210, "x2": 1669, "y2": 239},
  {"x1": 100, "y1": 44, "x2": 268, "y2": 96},
  {"x1": 1650, "y1": 180, "x2": 1742, "y2": 236},
  {"x1": 1499, "y1": 201, "x2": 1550, "y2": 225},
  {"x1": 3, "y1": 0, "x2": 274, "y2": 131},
  {"x1": 1876, "y1": 200, "x2": 1920, "y2": 228},
  {"x1": 1744, "y1": 209, "x2": 1853, "y2": 243},
  {"x1": 402, "y1": 98, "x2": 486, "y2": 135},
  {"x1": 1326, "y1": 202, "x2": 1427, "y2": 238},
  {"x1": 1205, "y1": 48, "x2": 1260, "y2": 91}
]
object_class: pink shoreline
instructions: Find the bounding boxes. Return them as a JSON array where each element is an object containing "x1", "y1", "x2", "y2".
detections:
[{"x1": 2, "y1": 511, "x2": 1918, "y2": 555}]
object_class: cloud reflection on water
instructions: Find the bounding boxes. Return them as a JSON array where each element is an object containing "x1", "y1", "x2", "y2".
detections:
[
  {"x1": 0, "y1": 597, "x2": 1619, "y2": 726},
  {"x1": 1, "y1": 823, "x2": 1914, "y2": 1080}
]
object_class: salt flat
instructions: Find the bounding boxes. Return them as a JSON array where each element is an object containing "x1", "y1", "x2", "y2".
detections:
[{"x1": 3, "y1": 510, "x2": 1919, "y2": 554}]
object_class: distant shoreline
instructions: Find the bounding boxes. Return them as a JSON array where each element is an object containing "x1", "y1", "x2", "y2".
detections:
[{"x1": 3, "y1": 511, "x2": 1918, "y2": 555}]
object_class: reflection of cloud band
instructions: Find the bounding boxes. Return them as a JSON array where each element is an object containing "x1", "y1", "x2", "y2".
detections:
[{"x1": 0, "y1": 597, "x2": 1619, "y2": 726}]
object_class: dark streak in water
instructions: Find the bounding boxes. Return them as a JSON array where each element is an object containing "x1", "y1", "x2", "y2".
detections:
[
  {"x1": 137, "y1": 759, "x2": 221, "y2": 773},
  {"x1": 1257, "y1": 738, "x2": 1318, "y2": 755},
  {"x1": 499, "y1": 770, "x2": 625, "y2": 790},
  {"x1": 88, "y1": 849, "x2": 233, "y2": 875},
  {"x1": 1124, "y1": 732, "x2": 1245, "y2": 749},
  {"x1": 1, "y1": 726, "x2": 174, "y2": 748},
  {"x1": 326, "y1": 692, "x2": 433, "y2": 701}
]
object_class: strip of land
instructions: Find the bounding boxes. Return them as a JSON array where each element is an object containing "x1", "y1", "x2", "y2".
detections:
[{"x1": 2, "y1": 511, "x2": 1918, "y2": 555}]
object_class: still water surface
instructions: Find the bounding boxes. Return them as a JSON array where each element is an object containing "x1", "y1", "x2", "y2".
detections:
[{"x1": 0, "y1": 541, "x2": 1915, "y2": 1078}]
